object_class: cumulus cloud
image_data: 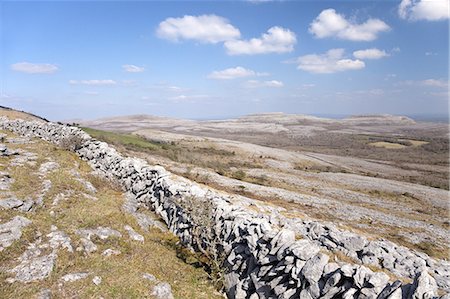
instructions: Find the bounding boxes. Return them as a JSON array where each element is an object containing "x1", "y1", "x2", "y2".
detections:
[
  {"x1": 208, "y1": 66, "x2": 268, "y2": 80},
  {"x1": 11, "y1": 62, "x2": 58, "y2": 74},
  {"x1": 122, "y1": 64, "x2": 145, "y2": 73},
  {"x1": 156, "y1": 14, "x2": 240, "y2": 43},
  {"x1": 224, "y1": 26, "x2": 296, "y2": 55},
  {"x1": 309, "y1": 9, "x2": 390, "y2": 41},
  {"x1": 422, "y1": 79, "x2": 448, "y2": 88},
  {"x1": 69, "y1": 80, "x2": 117, "y2": 86},
  {"x1": 399, "y1": 0, "x2": 449, "y2": 21},
  {"x1": 353, "y1": 48, "x2": 389, "y2": 59},
  {"x1": 295, "y1": 48, "x2": 365, "y2": 74},
  {"x1": 245, "y1": 80, "x2": 284, "y2": 88}
]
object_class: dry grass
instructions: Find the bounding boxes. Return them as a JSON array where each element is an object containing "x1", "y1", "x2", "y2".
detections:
[
  {"x1": 369, "y1": 141, "x2": 407, "y2": 149},
  {"x1": 0, "y1": 108, "x2": 47, "y2": 122},
  {"x1": 0, "y1": 131, "x2": 221, "y2": 299}
]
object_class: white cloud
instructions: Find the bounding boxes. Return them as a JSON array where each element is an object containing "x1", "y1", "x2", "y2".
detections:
[
  {"x1": 11, "y1": 62, "x2": 58, "y2": 74},
  {"x1": 69, "y1": 80, "x2": 117, "y2": 86},
  {"x1": 122, "y1": 64, "x2": 145, "y2": 73},
  {"x1": 353, "y1": 48, "x2": 389, "y2": 59},
  {"x1": 84, "y1": 91, "x2": 99, "y2": 95},
  {"x1": 399, "y1": 0, "x2": 449, "y2": 21},
  {"x1": 156, "y1": 14, "x2": 240, "y2": 43},
  {"x1": 168, "y1": 94, "x2": 210, "y2": 103},
  {"x1": 295, "y1": 48, "x2": 365, "y2": 74},
  {"x1": 208, "y1": 66, "x2": 268, "y2": 80},
  {"x1": 245, "y1": 80, "x2": 284, "y2": 88},
  {"x1": 309, "y1": 9, "x2": 390, "y2": 41},
  {"x1": 425, "y1": 51, "x2": 437, "y2": 56},
  {"x1": 422, "y1": 79, "x2": 448, "y2": 88},
  {"x1": 224, "y1": 26, "x2": 296, "y2": 55}
]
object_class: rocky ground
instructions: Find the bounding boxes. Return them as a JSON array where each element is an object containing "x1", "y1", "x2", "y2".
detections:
[
  {"x1": 0, "y1": 110, "x2": 448, "y2": 298},
  {"x1": 0, "y1": 129, "x2": 221, "y2": 298},
  {"x1": 80, "y1": 117, "x2": 449, "y2": 262}
]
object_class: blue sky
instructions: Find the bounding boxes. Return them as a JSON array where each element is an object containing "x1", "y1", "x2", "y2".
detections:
[{"x1": 0, "y1": 0, "x2": 448, "y2": 121}]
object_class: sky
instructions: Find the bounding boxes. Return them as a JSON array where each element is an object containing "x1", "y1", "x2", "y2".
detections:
[{"x1": 0, "y1": 0, "x2": 449, "y2": 121}]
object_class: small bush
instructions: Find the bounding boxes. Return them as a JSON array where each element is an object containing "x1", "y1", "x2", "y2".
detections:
[
  {"x1": 231, "y1": 170, "x2": 246, "y2": 180},
  {"x1": 58, "y1": 134, "x2": 85, "y2": 151}
]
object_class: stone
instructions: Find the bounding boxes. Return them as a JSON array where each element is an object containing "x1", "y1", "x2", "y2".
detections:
[
  {"x1": 341, "y1": 235, "x2": 367, "y2": 252},
  {"x1": 367, "y1": 271, "x2": 389, "y2": 289},
  {"x1": 378, "y1": 280, "x2": 402, "y2": 299},
  {"x1": 300, "y1": 253, "x2": 329, "y2": 284},
  {"x1": 0, "y1": 216, "x2": 32, "y2": 251},
  {"x1": 76, "y1": 226, "x2": 122, "y2": 241},
  {"x1": 151, "y1": 282, "x2": 174, "y2": 299},
  {"x1": 36, "y1": 288, "x2": 52, "y2": 299},
  {"x1": 47, "y1": 229, "x2": 73, "y2": 252},
  {"x1": 92, "y1": 276, "x2": 102, "y2": 285},
  {"x1": 61, "y1": 272, "x2": 90, "y2": 282},
  {"x1": 0, "y1": 197, "x2": 24, "y2": 210},
  {"x1": 142, "y1": 273, "x2": 157, "y2": 282},
  {"x1": 102, "y1": 248, "x2": 121, "y2": 256},
  {"x1": 409, "y1": 271, "x2": 438, "y2": 299},
  {"x1": 290, "y1": 239, "x2": 320, "y2": 261},
  {"x1": 354, "y1": 265, "x2": 371, "y2": 288},
  {"x1": 9, "y1": 252, "x2": 56, "y2": 282},
  {"x1": 341, "y1": 264, "x2": 355, "y2": 277},
  {"x1": 124, "y1": 225, "x2": 144, "y2": 242},
  {"x1": 79, "y1": 237, "x2": 97, "y2": 253},
  {"x1": 38, "y1": 161, "x2": 59, "y2": 175},
  {"x1": 323, "y1": 271, "x2": 342, "y2": 294}
]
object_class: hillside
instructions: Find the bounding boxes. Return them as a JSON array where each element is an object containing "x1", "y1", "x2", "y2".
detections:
[
  {"x1": 0, "y1": 110, "x2": 448, "y2": 298},
  {"x1": 0, "y1": 116, "x2": 220, "y2": 298}
]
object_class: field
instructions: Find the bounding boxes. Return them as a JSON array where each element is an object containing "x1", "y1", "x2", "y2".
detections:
[{"x1": 79, "y1": 113, "x2": 450, "y2": 259}]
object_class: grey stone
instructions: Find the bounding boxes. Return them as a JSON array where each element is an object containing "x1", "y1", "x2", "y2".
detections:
[
  {"x1": 354, "y1": 265, "x2": 371, "y2": 288},
  {"x1": 36, "y1": 288, "x2": 52, "y2": 299},
  {"x1": 367, "y1": 271, "x2": 389, "y2": 289},
  {"x1": 124, "y1": 225, "x2": 144, "y2": 242},
  {"x1": 0, "y1": 216, "x2": 32, "y2": 251},
  {"x1": 386, "y1": 287, "x2": 402, "y2": 299},
  {"x1": 378, "y1": 280, "x2": 402, "y2": 299},
  {"x1": 78, "y1": 237, "x2": 97, "y2": 253},
  {"x1": 0, "y1": 197, "x2": 24, "y2": 210},
  {"x1": 301, "y1": 253, "x2": 329, "y2": 283},
  {"x1": 341, "y1": 235, "x2": 367, "y2": 252},
  {"x1": 342, "y1": 288, "x2": 357, "y2": 299},
  {"x1": 151, "y1": 282, "x2": 174, "y2": 299},
  {"x1": 102, "y1": 248, "x2": 121, "y2": 256},
  {"x1": 142, "y1": 273, "x2": 157, "y2": 282},
  {"x1": 290, "y1": 239, "x2": 320, "y2": 261},
  {"x1": 323, "y1": 271, "x2": 342, "y2": 294},
  {"x1": 61, "y1": 272, "x2": 90, "y2": 282},
  {"x1": 47, "y1": 229, "x2": 73, "y2": 252},
  {"x1": 9, "y1": 252, "x2": 56, "y2": 282},
  {"x1": 92, "y1": 276, "x2": 102, "y2": 285},
  {"x1": 409, "y1": 271, "x2": 437, "y2": 299},
  {"x1": 38, "y1": 161, "x2": 59, "y2": 175}
]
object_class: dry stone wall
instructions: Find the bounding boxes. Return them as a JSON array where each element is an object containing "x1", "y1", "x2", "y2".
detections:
[{"x1": 0, "y1": 117, "x2": 448, "y2": 299}]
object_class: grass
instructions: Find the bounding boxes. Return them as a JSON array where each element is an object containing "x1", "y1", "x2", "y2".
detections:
[
  {"x1": 369, "y1": 141, "x2": 407, "y2": 149},
  {"x1": 0, "y1": 130, "x2": 221, "y2": 299}
]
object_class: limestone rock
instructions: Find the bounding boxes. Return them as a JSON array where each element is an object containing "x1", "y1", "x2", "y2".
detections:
[
  {"x1": 409, "y1": 271, "x2": 438, "y2": 299},
  {"x1": 9, "y1": 252, "x2": 56, "y2": 282},
  {"x1": 300, "y1": 253, "x2": 329, "y2": 284},
  {"x1": 61, "y1": 272, "x2": 90, "y2": 282},
  {"x1": 0, "y1": 216, "x2": 32, "y2": 251},
  {"x1": 92, "y1": 276, "x2": 102, "y2": 285},
  {"x1": 151, "y1": 282, "x2": 174, "y2": 299},
  {"x1": 102, "y1": 248, "x2": 121, "y2": 257},
  {"x1": 124, "y1": 225, "x2": 144, "y2": 242}
]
